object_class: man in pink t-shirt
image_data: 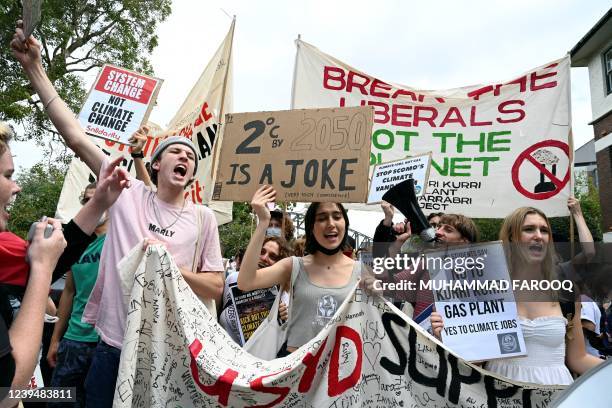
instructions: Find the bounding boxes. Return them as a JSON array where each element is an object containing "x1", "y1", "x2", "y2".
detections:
[{"x1": 13, "y1": 30, "x2": 224, "y2": 407}]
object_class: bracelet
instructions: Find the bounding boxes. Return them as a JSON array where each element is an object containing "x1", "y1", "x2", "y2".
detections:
[
  {"x1": 131, "y1": 151, "x2": 144, "y2": 159},
  {"x1": 43, "y1": 94, "x2": 60, "y2": 111}
]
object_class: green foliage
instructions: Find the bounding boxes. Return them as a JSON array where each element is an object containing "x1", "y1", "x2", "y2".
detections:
[
  {"x1": 8, "y1": 161, "x2": 67, "y2": 238},
  {"x1": 472, "y1": 218, "x2": 503, "y2": 242},
  {"x1": 219, "y1": 202, "x2": 254, "y2": 259},
  {"x1": 473, "y1": 178, "x2": 603, "y2": 243},
  {"x1": 0, "y1": 0, "x2": 172, "y2": 147}
]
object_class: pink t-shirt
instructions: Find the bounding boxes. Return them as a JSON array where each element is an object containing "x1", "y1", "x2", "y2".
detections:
[{"x1": 83, "y1": 159, "x2": 223, "y2": 348}]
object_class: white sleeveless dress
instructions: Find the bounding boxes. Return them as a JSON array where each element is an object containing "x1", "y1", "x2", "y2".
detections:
[{"x1": 486, "y1": 316, "x2": 573, "y2": 385}]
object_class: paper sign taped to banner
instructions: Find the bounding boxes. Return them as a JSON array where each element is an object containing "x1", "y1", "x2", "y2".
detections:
[
  {"x1": 213, "y1": 106, "x2": 373, "y2": 202},
  {"x1": 78, "y1": 64, "x2": 162, "y2": 145},
  {"x1": 427, "y1": 241, "x2": 526, "y2": 361},
  {"x1": 367, "y1": 153, "x2": 431, "y2": 203}
]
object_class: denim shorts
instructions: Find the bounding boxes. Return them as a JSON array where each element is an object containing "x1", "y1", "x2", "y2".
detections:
[
  {"x1": 84, "y1": 340, "x2": 121, "y2": 408},
  {"x1": 49, "y1": 338, "x2": 97, "y2": 408}
]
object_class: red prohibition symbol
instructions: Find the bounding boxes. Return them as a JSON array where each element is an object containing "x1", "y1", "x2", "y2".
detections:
[{"x1": 511, "y1": 139, "x2": 570, "y2": 200}]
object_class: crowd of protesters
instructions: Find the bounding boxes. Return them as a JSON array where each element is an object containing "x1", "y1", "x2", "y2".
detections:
[{"x1": 1, "y1": 19, "x2": 611, "y2": 408}]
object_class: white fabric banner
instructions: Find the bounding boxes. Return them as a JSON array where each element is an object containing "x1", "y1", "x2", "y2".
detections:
[
  {"x1": 292, "y1": 40, "x2": 572, "y2": 217},
  {"x1": 114, "y1": 245, "x2": 564, "y2": 407},
  {"x1": 55, "y1": 21, "x2": 236, "y2": 225}
]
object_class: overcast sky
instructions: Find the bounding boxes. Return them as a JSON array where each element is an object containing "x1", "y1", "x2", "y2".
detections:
[
  {"x1": 11, "y1": 0, "x2": 611, "y2": 232},
  {"x1": 145, "y1": 0, "x2": 609, "y2": 148}
]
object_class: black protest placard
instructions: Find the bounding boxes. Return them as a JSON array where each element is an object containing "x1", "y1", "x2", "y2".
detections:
[{"x1": 228, "y1": 282, "x2": 277, "y2": 344}]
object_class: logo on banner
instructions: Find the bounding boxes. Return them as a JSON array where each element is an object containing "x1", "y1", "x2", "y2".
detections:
[{"x1": 511, "y1": 140, "x2": 570, "y2": 200}]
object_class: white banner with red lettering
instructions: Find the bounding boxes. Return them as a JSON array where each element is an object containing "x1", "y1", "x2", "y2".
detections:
[
  {"x1": 292, "y1": 40, "x2": 572, "y2": 217},
  {"x1": 114, "y1": 245, "x2": 563, "y2": 407},
  {"x1": 55, "y1": 21, "x2": 235, "y2": 225}
]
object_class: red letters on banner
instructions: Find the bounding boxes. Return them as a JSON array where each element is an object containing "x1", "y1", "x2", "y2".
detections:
[
  {"x1": 188, "y1": 326, "x2": 365, "y2": 405},
  {"x1": 328, "y1": 326, "x2": 362, "y2": 397},
  {"x1": 324, "y1": 63, "x2": 557, "y2": 128},
  {"x1": 189, "y1": 339, "x2": 238, "y2": 406}
]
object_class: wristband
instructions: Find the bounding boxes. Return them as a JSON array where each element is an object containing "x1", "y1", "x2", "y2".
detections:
[{"x1": 130, "y1": 151, "x2": 144, "y2": 159}]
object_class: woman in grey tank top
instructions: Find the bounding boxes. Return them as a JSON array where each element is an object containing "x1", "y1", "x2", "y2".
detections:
[{"x1": 238, "y1": 185, "x2": 361, "y2": 353}]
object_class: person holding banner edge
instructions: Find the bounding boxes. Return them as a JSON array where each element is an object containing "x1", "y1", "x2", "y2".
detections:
[
  {"x1": 11, "y1": 23, "x2": 224, "y2": 407},
  {"x1": 238, "y1": 185, "x2": 363, "y2": 354}
]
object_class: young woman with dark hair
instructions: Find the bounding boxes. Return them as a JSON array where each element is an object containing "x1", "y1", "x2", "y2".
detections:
[{"x1": 238, "y1": 185, "x2": 361, "y2": 352}]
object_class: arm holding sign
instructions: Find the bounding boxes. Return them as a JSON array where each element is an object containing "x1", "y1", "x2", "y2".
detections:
[
  {"x1": 238, "y1": 186, "x2": 292, "y2": 292},
  {"x1": 10, "y1": 21, "x2": 104, "y2": 175},
  {"x1": 430, "y1": 310, "x2": 444, "y2": 340},
  {"x1": 568, "y1": 197, "x2": 595, "y2": 263},
  {"x1": 129, "y1": 126, "x2": 153, "y2": 188}
]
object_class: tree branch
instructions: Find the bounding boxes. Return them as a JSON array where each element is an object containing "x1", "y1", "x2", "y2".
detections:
[
  {"x1": 40, "y1": 35, "x2": 52, "y2": 67},
  {"x1": 65, "y1": 47, "x2": 97, "y2": 67},
  {"x1": 65, "y1": 65, "x2": 101, "y2": 73}
]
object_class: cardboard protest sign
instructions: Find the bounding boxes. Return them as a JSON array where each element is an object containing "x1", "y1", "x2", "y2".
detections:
[
  {"x1": 228, "y1": 281, "x2": 277, "y2": 344},
  {"x1": 78, "y1": 64, "x2": 162, "y2": 144},
  {"x1": 57, "y1": 20, "x2": 235, "y2": 225},
  {"x1": 114, "y1": 244, "x2": 563, "y2": 407},
  {"x1": 426, "y1": 241, "x2": 526, "y2": 361},
  {"x1": 292, "y1": 39, "x2": 572, "y2": 217},
  {"x1": 22, "y1": 0, "x2": 42, "y2": 38},
  {"x1": 213, "y1": 106, "x2": 373, "y2": 202},
  {"x1": 367, "y1": 153, "x2": 431, "y2": 203}
]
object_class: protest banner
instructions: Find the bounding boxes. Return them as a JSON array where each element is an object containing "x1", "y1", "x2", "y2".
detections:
[
  {"x1": 78, "y1": 64, "x2": 162, "y2": 144},
  {"x1": 22, "y1": 0, "x2": 42, "y2": 38},
  {"x1": 213, "y1": 106, "x2": 373, "y2": 202},
  {"x1": 114, "y1": 244, "x2": 563, "y2": 407},
  {"x1": 56, "y1": 20, "x2": 236, "y2": 225},
  {"x1": 367, "y1": 153, "x2": 431, "y2": 203},
  {"x1": 228, "y1": 281, "x2": 277, "y2": 344},
  {"x1": 426, "y1": 241, "x2": 526, "y2": 361},
  {"x1": 291, "y1": 39, "x2": 572, "y2": 217}
]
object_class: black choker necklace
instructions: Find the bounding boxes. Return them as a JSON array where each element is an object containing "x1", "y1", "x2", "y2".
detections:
[{"x1": 313, "y1": 235, "x2": 346, "y2": 256}]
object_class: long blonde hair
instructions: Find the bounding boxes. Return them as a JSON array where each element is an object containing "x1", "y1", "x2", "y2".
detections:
[
  {"x1": 0, "y1": 122, "x2": 14, "y2": 157},
  {"x1": 499, "y1": 207, "x2": 557, "y2": 281}
]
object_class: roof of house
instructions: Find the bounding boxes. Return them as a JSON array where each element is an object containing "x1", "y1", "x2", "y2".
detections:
[
  {"x1": 570, "y1": 8, "x2": 612, "y2": 66},
  {"x1": 574, "y1": 139, "x2": 596, "y2": 165}
]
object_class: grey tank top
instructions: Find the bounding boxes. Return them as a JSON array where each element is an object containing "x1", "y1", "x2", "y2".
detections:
[{"x1": 286, "y1": 256, "x2": 361, "y2": 348}]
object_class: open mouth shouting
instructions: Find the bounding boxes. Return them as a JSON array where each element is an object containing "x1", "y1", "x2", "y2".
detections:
[
  {"x1": 0, "y1": 196, "x2": 15, "y2": 229},
  {"x1": 527, "y1": 242, "x2": 546, "y2": 259},
  {"x1": 323, "y1": 230, "x2": 340, "y2": 245},
  {"x1": 173, "y1": 164, "x2": 188, "y2": 179}
]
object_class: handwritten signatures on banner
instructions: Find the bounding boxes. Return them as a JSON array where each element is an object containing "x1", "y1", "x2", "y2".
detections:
[{"x1": 115, "y1": 246, "x2": 562, "y2": 408}]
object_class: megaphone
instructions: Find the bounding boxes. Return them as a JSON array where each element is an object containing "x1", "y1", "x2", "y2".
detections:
[{"x1": 382, "y1": 179, "x2": 437, "y2": 243}]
